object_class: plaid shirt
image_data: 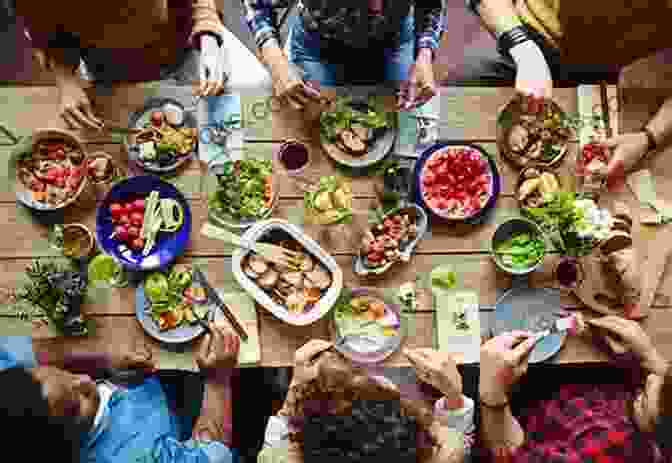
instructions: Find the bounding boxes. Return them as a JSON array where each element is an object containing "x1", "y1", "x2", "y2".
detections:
[
  {"x1": 501, "y1": 383, "x2": 665, "y2": 463},
  {"x1": 243, "y1": 0, "x2": 444, "y2": 54}
]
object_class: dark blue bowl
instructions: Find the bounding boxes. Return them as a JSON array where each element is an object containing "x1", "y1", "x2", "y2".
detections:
[
  {"x1": 96, "y1": 176, "x2": 192, "y2": 271},
  {"x1": 414, "y1": 142, "x2": 501, "y2": 224}
]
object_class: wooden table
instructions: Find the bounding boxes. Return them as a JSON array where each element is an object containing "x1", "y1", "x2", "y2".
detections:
[{"x1": 2, "y1": 84, "x2": 672, "y2": 367}]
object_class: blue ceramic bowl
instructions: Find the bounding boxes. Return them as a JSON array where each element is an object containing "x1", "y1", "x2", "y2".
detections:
[
  {"x1": 414, "y1": 142, "x2": 501, "y2": 224},
  {"x1": 96, "y1": 176, "x2": 191, "y2": 271}
]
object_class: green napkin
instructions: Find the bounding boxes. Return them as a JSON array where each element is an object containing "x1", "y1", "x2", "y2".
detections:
[{"x1": 433, "y1": 288, "x2": 481, "y2": 364}]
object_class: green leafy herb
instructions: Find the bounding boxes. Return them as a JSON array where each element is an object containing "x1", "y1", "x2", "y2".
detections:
[
  {"x1": 320, "y1": 96, "x2": 393, "y2": 143},
  {"x1": 209, "y1": 158, "x2": 273, "y2": 220}
]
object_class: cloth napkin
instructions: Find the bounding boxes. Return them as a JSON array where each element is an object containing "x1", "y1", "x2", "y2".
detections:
[{"x1": 433, "y1": 288, "x2": 480, "y2": 364}]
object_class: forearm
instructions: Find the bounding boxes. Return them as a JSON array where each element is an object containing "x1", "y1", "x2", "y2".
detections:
[
  {"x1": 260, "y1": 40, "x2": 288, "y2": 74},
  {"x1": 645, "y1": 97, "x2": 672, "y2": 151},
  {"x1": 473, "y1": 0, "x2": 522, "y2": 39},
  {"x1": 644, "y1": 350, "x2": 669, "y2": 376},
  {"x1": 193, "y1": 372, "x2": 234, "y2": 447},
  {"x1": 33, "y1": 337, "x2": 113, "y2": 376},
  {"x1": 191, "y1": 0, "x2": 225, "y2": 47},
  {"x1": 480, "y1": 404, "x2": 526, "y2": 456},
  {"x1": 244, "y1": 0, "x2": 288, "y2": 51}
]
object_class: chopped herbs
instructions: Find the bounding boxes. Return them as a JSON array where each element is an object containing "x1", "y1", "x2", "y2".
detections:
[{"x1": 209, "y1": 158, "x2": 273, "y2": 220}]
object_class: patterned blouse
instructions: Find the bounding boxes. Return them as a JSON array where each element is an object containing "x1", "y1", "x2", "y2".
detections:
[{"x1": 244, "y1": 0, "x2": 444, "y2": 54}]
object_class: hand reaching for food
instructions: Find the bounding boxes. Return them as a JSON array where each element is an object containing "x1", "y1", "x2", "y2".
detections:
[
  {"x1": 479, "y1": 331, "x2": 538, "y2": 406},
  {"x1": 56, "y1": 76, "x2": 103, "y2": 131},
  {"x1": 195, "y1": 324, "x2": 240, "y2": 378},
  {"x1": 198, "y1": 34, "x2": 228, "y2": 97},
  {"x1": 510, "y1": 41, "x2": 553, "y2": 99},
  {"x1": 397, "y1": 49, "x2": 436, "y2": 111},
  {"x1": 268, "y1": 57, "x2": 321, "y2": 110},
  {"x1": 605, "y1": 132, "x2": 650, "y2": 180},
  {"x1": 404, "y1": 348, "x2": 463, "y2": 405}
]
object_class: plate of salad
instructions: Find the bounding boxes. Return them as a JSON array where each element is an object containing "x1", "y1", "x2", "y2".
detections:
[
  {"x1": 208, "y1": 158, "x2": 277, "y2": 230},
  {"x1": 332, "y1": 288, "x2": 404, "y2": 364},
  {"x1": 126, "y1": 98, "x2": 198, "y2": 174},
  {"x1": 320, "y1": 96, "x2": 397, "y2": 168},
  {"x1": 96, "y1": 176, "x2": 192, "y2": 271},
  {"x1": 135, "y1": 266, "x2": 211, "y2": 343}
]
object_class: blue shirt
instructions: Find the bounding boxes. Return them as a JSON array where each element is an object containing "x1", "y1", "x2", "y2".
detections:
[{"x1": 0, "y1": 337, "x2": 234, "y2": 463}]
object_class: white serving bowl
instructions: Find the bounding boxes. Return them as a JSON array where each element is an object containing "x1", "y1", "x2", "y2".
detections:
[{"x1": 232, "y1": 219, "x2": 343, "y2": 326}]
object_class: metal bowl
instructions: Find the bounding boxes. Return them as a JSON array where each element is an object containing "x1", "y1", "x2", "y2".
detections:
[{"x1": 491, "y1": 218, "x2": 546, "y2": 275}]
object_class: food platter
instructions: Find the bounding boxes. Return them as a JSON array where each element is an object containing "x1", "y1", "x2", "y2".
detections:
[
  {"x1": 414, "y1": 142, "x2": 500, "y2": 223},
  {"x1": 332, "y1": 288, "x2": 405, "y2": 364},
  {"x1": 12, "y1": 128, "x2": 90, "y2": 211},
  {"x1": 126, "y1": 98, "x2": 198, "y2": 174},
  {"x1": 516, "y1": 166, "x2": 562, "y2": 211},
  {"x1": 497, "y1": 94, "x2": 571, "y2": 169},
  {"x1": 232, "y1": 219, "x2": 343, "y2": 326},
  {"x1": 493, "y1": 285, "x2": 567, "y2": 363},
  {"x1": 320, "y1": 97, "x2": 397, "y2": 169}
]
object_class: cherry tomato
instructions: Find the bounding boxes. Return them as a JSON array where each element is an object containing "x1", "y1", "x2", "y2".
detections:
[
  {"x1": 110, "y1": 203, "x2": 124, "y2": 217},
  {"x1": 131, "y1": 237, "x2": 145, "y2": 250},
  {"x1": 114, "y1": 225, "x2": 129, "y2": 242},
  {"x1": 132, "y1": 199, "x2": 145, "y2": 212},
  {"x1": 151, "y1": 111, "x2": 164, "y2": 127},
  {"x1": 119, "y1": 214, "x2": 130, "y2": 225},
  {"x1": 130, "y1": 212, "x2": 144, "y2": 226},
  {"x1": 127, "y1": 226, "x2": 140, "y2": 239}
]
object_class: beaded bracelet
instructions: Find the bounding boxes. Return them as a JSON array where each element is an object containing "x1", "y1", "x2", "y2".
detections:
[{"x1": 497, "y1": 25, "x2": 532, "y2": 58}]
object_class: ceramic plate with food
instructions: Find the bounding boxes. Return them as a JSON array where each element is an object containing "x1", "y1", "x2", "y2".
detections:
[
  {"x1": 354, "y1": 204, "x2": 428, "y2": 276},
  {"x1": 332, "y1": 288, "x2": 404, "y2": 364},
  {"x1": 232, "y1": 220, "x2": 343, "y2": 326},
  {"x1": 304, "y1": 176, "x2": 353, "y2": 226},
  {"x1": 415, "y1": 143, "x2": 499, "y2": 221},
  {"x1": 517, "y1": 167, "x2": 562, "y2": 210},
  {"x1": 497, "y1": 93, "x2": 572, "y2": 168},
  {"x1": 320, "y1": 96, "x2": 396, "y2": 168},
  {"x1": 14, "y1": 129, "x2": 89, "y2": 210},
  {"x1": 208, "y1": 158, "x2": 277, "y2": 230},
  {"x1": 96, "y1": 176, "x2": 191, "y2": 271},
  {"x1": 126, "y1": 98, "x2": 198, "y2": 173},
  {"x1": 135, "y1": 266, "x2": 211, "y2": 343}
]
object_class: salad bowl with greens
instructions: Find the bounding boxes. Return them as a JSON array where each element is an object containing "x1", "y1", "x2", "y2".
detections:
[
  {"x1": 208, "y1": 158, "x2": 278, "y2": 230},
  {"x1": 491, "y1": 218, "x2": 547, "y2": 275}
]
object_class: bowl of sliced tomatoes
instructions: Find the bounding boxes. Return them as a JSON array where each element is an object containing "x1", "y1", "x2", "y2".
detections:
[{"x1": 414, "y1": 143, "x2": 500, "y2": 222}]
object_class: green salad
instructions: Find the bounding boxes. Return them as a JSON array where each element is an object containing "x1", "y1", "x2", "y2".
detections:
[
  {"x1": 320, "y1": 96, "x2": 393, "y2": 143},
  {"x1": 209, "y1": 159, "x2": 273, "y2": 220},
  {"x1": 495, "y1": 232, "x2": 546, "y2": 270}
]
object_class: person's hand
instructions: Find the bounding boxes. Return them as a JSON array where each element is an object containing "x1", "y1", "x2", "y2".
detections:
[
  {"x1": 587, "y1": 316, "x2": 667, "y2": 373},
  {"x1": 268, "y1": 57, "x2": 321, "y2": 111},
  {"x1": 479, "y1": 331, "x2": 538, "y2": 405},
  {"x1": 56, "y1": 77, "x2": 103, "y2": 130},
  {"x1": 108, "y1": 339, "x2": 155, "y2": 373},
  {"x1": 404, "y1": 348, "x2": 462, "y2": 402},
  {"x1": 197, "y1": 34, "x2": 228, "y2": 97},
  {"x1": 289, "y1": 339, "x2": 334, "y2": 387},
  {"x1": 398, "y1": 48, "x2": 436, "y2": 111},
  {"x1": 510, "y1": 41, "x2": 553, "y2": 99},
  {"x1": 196, "y1": 324, "x2": 240, "y2": 378},
  {"x1": 604, "y1": 132, "x2": 649, "y2": 183}
]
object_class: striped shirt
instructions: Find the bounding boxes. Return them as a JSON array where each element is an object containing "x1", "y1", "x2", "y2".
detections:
[{"x1": 243, "y1": 0, "x2": 445, "y2": 53}]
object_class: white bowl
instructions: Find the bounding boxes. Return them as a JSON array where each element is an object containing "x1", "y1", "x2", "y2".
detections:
[{"x1": 232, "y1": 219, "x2": 343, "y2": 326}]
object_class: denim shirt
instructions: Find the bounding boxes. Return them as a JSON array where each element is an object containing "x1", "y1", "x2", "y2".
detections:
[{"x1": 0, "y1": 337, "x2": 234, "y2": 463}]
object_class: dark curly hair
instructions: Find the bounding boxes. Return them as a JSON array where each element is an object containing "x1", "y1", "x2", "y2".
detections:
[
  {"x1": 283, "y1": 351, "x2": 440, "y2": 463},
  {"x1": 0, "y1": 367, "x2": 84, "y2": 462}
]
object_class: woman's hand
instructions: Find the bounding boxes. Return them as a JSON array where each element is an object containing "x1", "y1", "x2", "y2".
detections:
[
  {"x1": 605, "y1": 132, "x2": 649, "y2": 180},
  {"x1": 479, "y1": 331, "x2": 538, "y2": 405},
  {"x1": 398, "y1": 48, "x2": 436, "y2": 110},
  {"x1": 587, "y1": 316, "x2": 667, "y2": 373},
  {"x1": 195, "y1": 324, "x2": 240, "y2": 379},
  {"x1": 510, "y1": 41, "x2": 553, "y2": 99},
  {"x1": 266, "y1": 52, "x2": 321, "y2": 110},
  {"x1": 198, "y1": 34, "x2": 228, "y2": 97},
  {"x1": 108, "y1": 339, "x2": 155, "y2": 372},
  {"x1": 404, "y1": 348, "x2": 462, "y2": 403},
  {"x1": 56, "y1": 76, "x2": 103, "y2": 130}
]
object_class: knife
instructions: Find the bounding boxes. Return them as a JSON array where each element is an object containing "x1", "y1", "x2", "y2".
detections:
[{"x1": 193, "y1": 266, "x2": 248, "y2": 341}]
